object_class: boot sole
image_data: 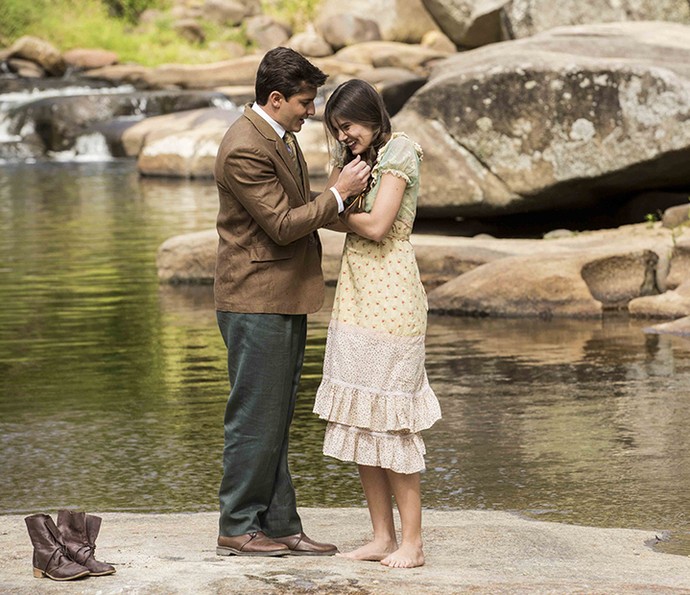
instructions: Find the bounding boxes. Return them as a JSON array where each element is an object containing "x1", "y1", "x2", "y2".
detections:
[
  {"x1": 89, "y1": 569, "x2": 117, "y2": 576},
  {"x1": 33, "y1": 568, "x2": 90, "y2": 581},
  {"x1": 216, "y1": 546, "x2": 288, "y2": 557}
]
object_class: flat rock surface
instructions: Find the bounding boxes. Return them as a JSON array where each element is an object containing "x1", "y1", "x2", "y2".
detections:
[{"x1": 3, "y1": 509, "x2": 690, "y2": 594}]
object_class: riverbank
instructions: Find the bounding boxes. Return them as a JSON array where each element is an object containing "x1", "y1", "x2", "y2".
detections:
[{"x1": 2, "y1": 509, "x2": 690, "y2": 594}]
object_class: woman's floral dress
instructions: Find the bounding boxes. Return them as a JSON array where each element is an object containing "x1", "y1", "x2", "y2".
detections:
[{"x1": 313, "y1": 133, "x2": 442, "y2": 474}]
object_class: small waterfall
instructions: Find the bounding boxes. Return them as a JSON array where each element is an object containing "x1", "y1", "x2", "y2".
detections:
[
  {"x1": 51, "y1": 132, "x2": 113, "y2": 162},
  {"x1": 0, "y1": 84, "x2": 136, "y2": 162}
]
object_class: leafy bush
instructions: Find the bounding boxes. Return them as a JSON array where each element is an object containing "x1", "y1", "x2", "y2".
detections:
[{"x1": 102, "y1": 0, "x2": 166, "y2": 22}]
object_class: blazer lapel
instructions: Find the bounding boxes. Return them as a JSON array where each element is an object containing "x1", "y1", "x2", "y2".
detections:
[{"x1": 244, "y1": 106, "x2": 307, "y2": 202}]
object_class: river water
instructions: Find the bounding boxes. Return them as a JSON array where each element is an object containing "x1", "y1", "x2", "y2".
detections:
[{"x1": 1, "y1": 161, "x2": 689, "y2": 556}]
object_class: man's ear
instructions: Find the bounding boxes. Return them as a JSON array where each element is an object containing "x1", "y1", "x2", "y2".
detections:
[{"x1": 267, "y1": 90, "x2": 285, "y2": 110}]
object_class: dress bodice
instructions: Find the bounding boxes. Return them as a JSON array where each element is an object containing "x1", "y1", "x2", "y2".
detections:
[{"x1": 334, "y1": 132, "x2": 423, "y2": 241}]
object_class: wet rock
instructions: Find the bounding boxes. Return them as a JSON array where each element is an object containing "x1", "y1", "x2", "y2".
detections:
[
  {"x1": 644, "y1": 314, "x2": 690, "y2": 336},
  {"x1": 157, "y1": 229, "x2": 217, "y2": 284},
  {"x1": 394, "y1": 21, "x2": 690, "y2": 218},
  {"x1": 318, "y1": 0, "x2": 440, "y2": 43}
]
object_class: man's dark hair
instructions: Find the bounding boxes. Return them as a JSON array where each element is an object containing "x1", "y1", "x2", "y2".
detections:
[{"x1": 255, "y1": 47, "x2": 328, "y2": 105}]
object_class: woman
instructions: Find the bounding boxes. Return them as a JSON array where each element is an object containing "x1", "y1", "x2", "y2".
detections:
[{"x1": 313, "y1": 80, "x2": 442, "y2": 569}]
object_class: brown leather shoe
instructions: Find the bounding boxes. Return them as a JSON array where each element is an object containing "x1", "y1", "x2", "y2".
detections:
[
  {"x1": 270, "y1": 532, "x2": 338, "y2": 556},
  {"x1": 217, "y1": 531, "x2": 289, "y2": 557}
]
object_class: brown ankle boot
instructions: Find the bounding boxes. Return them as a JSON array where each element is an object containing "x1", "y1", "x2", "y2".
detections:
[
  {"x1": 24, "y1": 513, "x2": 90, "y2": 581},
  {"x1": 57, "y1": 510, "x2": 116, "y2": 576}
]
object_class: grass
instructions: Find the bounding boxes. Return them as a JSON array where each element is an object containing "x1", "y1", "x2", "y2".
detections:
[{"x1": 0, "y1": 0, "x2": 322, "y2": 67}]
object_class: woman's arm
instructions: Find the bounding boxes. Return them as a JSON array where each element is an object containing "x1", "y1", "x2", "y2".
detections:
[{"x1": 340, "y1": 173, "x2": 406, "y2": 242}]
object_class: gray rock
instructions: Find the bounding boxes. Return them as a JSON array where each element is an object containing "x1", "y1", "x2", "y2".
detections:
[
  {"x1": 422, "y1": 0, "x2": 508, "y2": 47},
  {"x1": 394, "y1": 21, "x2": 690, "y2": 218},
  {"x1": 422, "y1": 0, "x2": 690, "y2": 47},
  {"x1": 503, "y1": 0, "x2": 690, "y2": 39}
]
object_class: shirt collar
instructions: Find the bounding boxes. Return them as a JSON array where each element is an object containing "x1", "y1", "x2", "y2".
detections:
[{"x1": 252, "y1": 102, "x2": 286, "y2": 139}]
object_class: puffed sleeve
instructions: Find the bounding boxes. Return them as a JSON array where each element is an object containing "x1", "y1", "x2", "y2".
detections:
[
  {"x1": 330, "y1": 142, "x2": 346, "y2": 169},
  {"x1": 375, "y1": 135, "x2": 423, "y2": 185}
]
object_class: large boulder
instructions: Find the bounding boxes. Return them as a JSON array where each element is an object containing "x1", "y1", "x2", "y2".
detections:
[
  {"x1": 421, "y1": 0, "x2": 690, "y2": 47},
  {"x1": 502, "y1": 0, "x2": 690, "y2": 40},
  {"x1": 393, "y1": 21, "x2": 690, "y2": 217},
  {"x1": 317, "y1": 0, "x2": 441, "y2": 43},
  {"x1": 131, "y1": 107, "x2": 242, "y2": 177}
]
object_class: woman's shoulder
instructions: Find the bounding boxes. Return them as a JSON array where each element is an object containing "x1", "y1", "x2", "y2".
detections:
[{"x1": 378, "y1": 132, "x2": 423, "y2": 162}]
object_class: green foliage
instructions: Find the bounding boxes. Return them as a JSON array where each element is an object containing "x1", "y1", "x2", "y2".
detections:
[
  {"x1": 102, "y1": 0, "x2": 166, "y2": 23},
  {"x1": 0, "y1": 0, "x2": 318, "y2": 64},
  {"x1": 0, "y1": 0, "x2": 48, "y2": 45}
]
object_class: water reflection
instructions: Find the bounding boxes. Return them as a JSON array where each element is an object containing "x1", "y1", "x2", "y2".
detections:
[{"x1": 0, "y1": 162, "x2": 688, "y2": 556}]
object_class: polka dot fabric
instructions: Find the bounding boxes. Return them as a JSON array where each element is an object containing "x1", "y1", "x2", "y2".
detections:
[{"x1": 313, "y1": 133, "x2": 442, "y2": 474}]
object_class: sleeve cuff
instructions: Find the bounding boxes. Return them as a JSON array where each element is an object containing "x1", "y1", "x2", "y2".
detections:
[{"x1": 330, "y1": 186, "x2": 344, "y2": 213}]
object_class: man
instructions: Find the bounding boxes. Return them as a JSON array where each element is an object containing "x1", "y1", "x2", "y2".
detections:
[{"x1": 213, "y1": 47, "x2": 371, "y2": 557}]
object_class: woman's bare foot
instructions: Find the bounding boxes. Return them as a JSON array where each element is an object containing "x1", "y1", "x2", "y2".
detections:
[
  {"x1": 337, "y1": 538, "x2": 398, "y2": 561},
  {"x1": 381, "y1": 543, "x2": 425, "y2": 568}
]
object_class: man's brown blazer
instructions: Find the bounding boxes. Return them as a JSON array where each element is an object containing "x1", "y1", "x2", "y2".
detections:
[{"x1": 214, "y1": 106, "x2": 339, "y2": 314}]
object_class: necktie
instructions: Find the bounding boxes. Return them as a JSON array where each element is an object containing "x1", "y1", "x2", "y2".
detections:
[{"x1": 284, "y1": 132, "x2": 302, "y2": 175}]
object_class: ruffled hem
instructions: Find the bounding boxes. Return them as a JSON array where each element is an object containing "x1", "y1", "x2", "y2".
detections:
[
  {"x1": 323, "y1": 422, "x2": 426, "y2": 474},
  {"x1": 313, "y1": 374, "x2": 441, "y2": 433}
]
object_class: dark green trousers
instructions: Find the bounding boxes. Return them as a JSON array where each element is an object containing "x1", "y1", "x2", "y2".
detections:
[{"x1": 216, "y1": 311, "x2": 306, "y2": 538}]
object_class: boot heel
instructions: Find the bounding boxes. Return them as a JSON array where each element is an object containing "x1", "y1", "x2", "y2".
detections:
[{"x1": 33, "y1": 567, "x2": 44, "y2": 578}]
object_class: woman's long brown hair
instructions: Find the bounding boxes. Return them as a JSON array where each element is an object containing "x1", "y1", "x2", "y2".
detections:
[{"x1": 324, "y1": 79, "x2": 392, "y2": 169}]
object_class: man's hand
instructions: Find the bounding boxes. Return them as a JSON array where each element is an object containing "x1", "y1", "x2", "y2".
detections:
[{"x1": 333, "y1": 156, "x2": 371, "y2": 199}]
